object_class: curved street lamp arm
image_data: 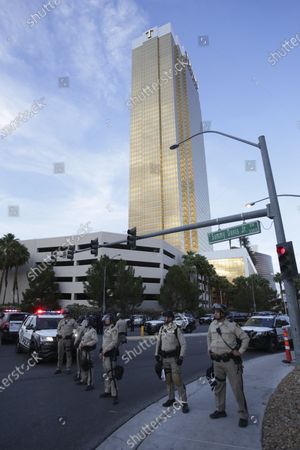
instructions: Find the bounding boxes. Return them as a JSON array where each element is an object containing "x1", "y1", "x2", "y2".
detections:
[
  {"x1": 247, "y1": 194, "x2": 300, "y2": 206},
  {"x1": 172, "y1": 130, "x2": 260, "y2": 149}
]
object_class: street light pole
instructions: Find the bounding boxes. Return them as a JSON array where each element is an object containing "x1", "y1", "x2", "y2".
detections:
[
  {"x1": 170, "y1": 130, "x2": 300, "y2": 365},
  {"x1": 258, "y1": 136, "x2": 300, "y2": 364}
]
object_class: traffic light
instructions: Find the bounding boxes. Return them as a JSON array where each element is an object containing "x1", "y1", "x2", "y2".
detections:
[
  {"x1": 90, "y1": 238, "x2": 99, "y2": 256},
  {"x1": 276, "y1": 241, "x2": 298, "y2": 281},
  {"x1": 127, "y1": 227, "x2": 137, "y2": 250},
  {"x1": 66, "y1": 245, "x2": 75, "y2": 260}
]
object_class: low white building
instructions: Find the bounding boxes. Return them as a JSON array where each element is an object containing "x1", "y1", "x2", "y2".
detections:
[{"x1": 6, "y1": 231, "x2": 183, "y2": 311}]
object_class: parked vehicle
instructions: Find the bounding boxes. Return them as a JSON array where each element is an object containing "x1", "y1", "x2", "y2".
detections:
[
  {"x1": 0, "y1": 310, "x2": 29, "y2": 342},
  {"x1": 227, "y1": 311, "x2": 249, "y2": 325},
  {"x1": 132, "y1": 314, "x2": 148, "y2": 327},
  {"x1": 242, "y1": 314, "x2": 291, "y2": 352},
  {"x1": 16, "y1": 310, "x2": 64, "y2": 359},
  {"x1": 145, "y1": 313, "x2": 195, "y2": 335},
  {"x1": 145, "y1": 317, "x2": 164, "y2": 335},
  {"x1": 175, "y1": 313, "x2": 196, "y2": 333},
  {"x1": 199, "y1": 314, "x2": 214, "y2": 325}
]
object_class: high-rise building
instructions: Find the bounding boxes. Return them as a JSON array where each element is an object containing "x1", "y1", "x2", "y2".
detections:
[
  {"x1": 128, "y1": 23, "x2": 211, "y2": 253},
  {"x1": 253, "y1": 251, "x2": 276, "y2": 290}
]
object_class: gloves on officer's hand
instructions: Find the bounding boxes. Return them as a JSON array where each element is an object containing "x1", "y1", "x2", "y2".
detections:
[
  {"x1": 176, "y1": 356, "x2": 183, "y2": 366},
  {"x1": 155, "y1": 355, "x2": 161, "y2": 362}
]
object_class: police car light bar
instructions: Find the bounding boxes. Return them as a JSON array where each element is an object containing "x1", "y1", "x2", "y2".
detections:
[
  {"x1": 34, "y1": 309, "x2": 63, "y2": 315},
  {"x1": 3, "y1": 309, "x2": 21, "y2": 312}
]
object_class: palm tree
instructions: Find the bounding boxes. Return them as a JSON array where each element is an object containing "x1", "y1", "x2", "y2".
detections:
[
  {"x1": 0, "y1": 234, "x2": 30, "y2": 305},
  {"x1": 182, "y1": 252, "x2": 217, "y2": 308}
]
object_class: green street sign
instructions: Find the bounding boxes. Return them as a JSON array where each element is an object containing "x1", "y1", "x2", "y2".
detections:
[{"x1": 208, "y1": 221, "x2": 261, "y2": 245}]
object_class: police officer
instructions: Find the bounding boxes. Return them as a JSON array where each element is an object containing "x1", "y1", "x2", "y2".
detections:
[
  {"x1": 77, "y1": 316, "x2": 98, "y2": 391},
  {"x1": 55, "y1": 308, "x2": 78, "y2": 375},
  {"x1": 207, "y1": 303, "x2": 250, "y2": 427},
  {"x1": 73, "y1": 318, "x2": 88, "y2": 382},
  {"x1": 99, "y1": 313, "x2": 119, "y2": 404},
  {"x1": 116, "y1": 312, "x2": 128, "y2": 346},
  {"x1": 155, "y1": 310, "x2": 189, "y2": 413}
]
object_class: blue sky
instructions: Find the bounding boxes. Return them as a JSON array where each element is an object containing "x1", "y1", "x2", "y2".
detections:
[{"x1": 0, "y1": 0, "x2": 299, "y2": 272}]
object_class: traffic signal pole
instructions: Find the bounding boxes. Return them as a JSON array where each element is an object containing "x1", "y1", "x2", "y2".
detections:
[{"x1": 259, "y1": 135, "x2": 300, "y2": 365}]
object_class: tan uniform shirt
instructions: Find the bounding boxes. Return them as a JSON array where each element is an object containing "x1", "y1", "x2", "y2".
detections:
[
  {"x1": 207, "y1": 319, "x2": 249, "y2": 355},
  {"x1": 155, "y1": 322, "x2": 186, "y2": 358},
  {"x1": 74, "y1": 320, "x2": 88, "y2": 346},
  {"x1": 57, "y1": 318, "x2": 78, "y2": 338},
  {"x1": 102, "y1": 325, "x2": 118, "y2": 354},
  {"x1": 80, "y1": 327, "x2": 98, "y2": 348},
  {"x1": 116, "y1": 319, "x2": 127, "y2": 334}
]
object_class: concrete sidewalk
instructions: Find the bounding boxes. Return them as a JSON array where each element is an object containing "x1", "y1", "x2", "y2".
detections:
[{"x1": 96, "y1": 353, "x2": 293, "y2": 450}]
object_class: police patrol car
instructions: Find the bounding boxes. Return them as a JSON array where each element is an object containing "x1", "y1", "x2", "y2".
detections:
[
  {"x1": 16, "y1": 310, "x2": 64, "y2": 360},
  {"x1": 0, "y1": 310, "x2": 29, "y2": 342},
  {"x1": 242, "y1": 314, "x2": 291, "y2": 352}
]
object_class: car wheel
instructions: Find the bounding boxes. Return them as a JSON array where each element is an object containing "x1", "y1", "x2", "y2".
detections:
[
  {"x1": 29, "y1": 340, "x2": 40, "y2": 357},
  {"x1": 16, "y1": 341, "x2": 23, "y2": 353}
]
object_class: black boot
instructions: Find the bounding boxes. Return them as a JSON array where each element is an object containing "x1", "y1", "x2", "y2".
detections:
[{"x1": 162, "y1": 399, "x2": 176, "y2": 408}]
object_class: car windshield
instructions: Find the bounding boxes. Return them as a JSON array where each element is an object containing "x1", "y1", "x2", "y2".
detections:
[
  {"x1": 36, "y1": 317, "x2": 60, "y2": 330},
  {"x1": 8, "y1": 314, "x2": 27, "y2": 321},
  {"x1": 244, "y1": 317, "x2": 274, "y2": 328}
]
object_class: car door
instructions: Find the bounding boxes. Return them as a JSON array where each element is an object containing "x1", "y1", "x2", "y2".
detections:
[
  {"x1": 274, "y1": 316, "x2": 288, "y2": 344},
  {"x1": 20, "y1": 316, "x2": 34, "y2": 349}
]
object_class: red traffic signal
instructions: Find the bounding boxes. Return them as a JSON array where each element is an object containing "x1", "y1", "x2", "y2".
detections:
[
  {"x1": 276, "y1": 245, "x2": 286, "y2": 256},
  {"x1": 276, "y1": 241, "x2": 298, "y2": 281}
]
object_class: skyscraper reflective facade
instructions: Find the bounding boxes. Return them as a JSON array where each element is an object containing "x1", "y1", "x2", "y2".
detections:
[{"x1": 128, "y1": 23, "x2": 211, "y2": 253}]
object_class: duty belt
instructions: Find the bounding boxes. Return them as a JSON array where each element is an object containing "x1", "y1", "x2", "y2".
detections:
[
  {"x1": 161, "y1": 348, "x2": 179, "y2": 358},
  {"x1": 211, "y1": 352, "x2": 232, "y2": 362}
]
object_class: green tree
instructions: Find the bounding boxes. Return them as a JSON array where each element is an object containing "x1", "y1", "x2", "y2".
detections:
[
  {"x1": 210, "y1": 274, "x2": 234, "y2": 306},
  {"x1": 231, "y1": 274, "x2": 277, "y2": 312},
  {"x1": 84, "y1": 255, "x2": 116, "y2": 310},
  {"x1": 0, "y1": 233, "x2": 30, "y2": 305},
  {"x1": 22, "y1": 265, "x2": 60, "y2": 312},
  {"x1": 159, "y1": 265, "x2": 198, "y2": 312},
  {"x1": 84, "y1": 257, "x2": 144, "y2": 314},
  {"x1": 182, "y1": 251, "x2": 219, "y2": 308},
  {"x1": 239, "y1": 236, "x2": 256, "y2": 265},
  {"x1": 112, "y1": 261, "x2": 144, "y2": 315}
]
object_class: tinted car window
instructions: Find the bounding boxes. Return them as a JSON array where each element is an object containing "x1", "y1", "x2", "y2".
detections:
[
  {"x1": 245, "y1": 317, "x2": 274, "y2": 327},
  {"x1": 9, "y1": 313, "x2": 27, "y2": 321},
  {"x1": 36, "y1": 318, "x2": 60, "y2": 330}
]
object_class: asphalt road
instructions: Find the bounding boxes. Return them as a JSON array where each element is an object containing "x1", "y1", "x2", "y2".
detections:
[{"x1": 0, "y1": 326, "x2": 266, "y2": 450}]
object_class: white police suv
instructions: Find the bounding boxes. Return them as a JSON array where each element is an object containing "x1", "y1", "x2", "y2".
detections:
[
  {"x1": 242, "y1": 314, "x2": 291, "y2": 352},
  {"x1": 16, "y1": 310, "x2": 64, "y2": 360}
]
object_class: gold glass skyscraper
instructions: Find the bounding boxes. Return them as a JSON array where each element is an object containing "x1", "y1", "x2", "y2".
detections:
[{"x1": 128, "y1": 24, "x2": 211, "y2": 253}]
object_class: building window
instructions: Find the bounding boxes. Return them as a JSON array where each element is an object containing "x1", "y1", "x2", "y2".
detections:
[
  {"x1": 59, "y1": 293, "x2": 72, "y2": 300},
  {"x1": 163, "y1": 249, "x2": 175, "y2": 259},
  {"x1": 55, "y1": 277, "x2": 73, "y2": 282},
  {"x1": 142, "y1": 278, "x2": 161, "y2": 284}
]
